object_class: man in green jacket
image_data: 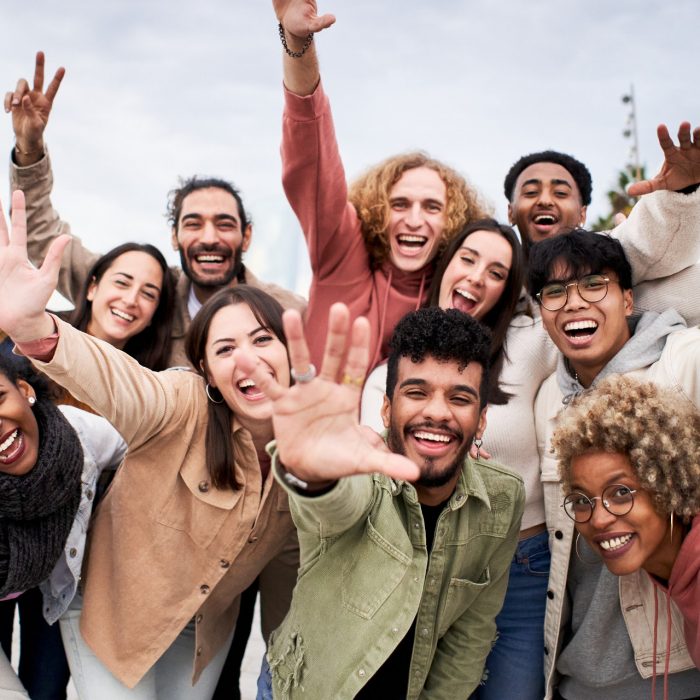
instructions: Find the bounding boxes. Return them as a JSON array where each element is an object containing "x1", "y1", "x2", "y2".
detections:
[{"x1": 236, "y1": 304, "x2": 525, "y2": 699}]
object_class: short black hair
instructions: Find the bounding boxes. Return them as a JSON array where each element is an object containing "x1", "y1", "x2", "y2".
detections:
[
  {"x1": 503, "y1": 150, "x2": 593, "y2": 206},
  {"x1": 166, "y1": 176, "x2": 251, "y2": 231},
  {"x1": 386, "y1": 307, "x2": 492, "y2": 409},
  {"x1": 527, "y1": 228, "x2": 633, "y2": 299}
]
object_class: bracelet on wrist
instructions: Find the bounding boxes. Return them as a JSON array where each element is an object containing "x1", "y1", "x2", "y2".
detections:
[{"x1": 278, "y1": 23, "x2": 314, "y2": 58}]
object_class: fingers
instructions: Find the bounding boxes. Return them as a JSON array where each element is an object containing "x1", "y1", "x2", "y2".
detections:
[
  {"x1": 39, "y1": 233, "x2": 71, "y2": 277},
  {"x1": 45, "y1": 66, "x2": 65, "y2": 105},
  {"x1": 656, "y1": 123, "x2": 674, "y2": 154},
  {"x1": 612, "y1": 212, "x2": 627, "y2": 226},
  {"x1": 5, "y1": 79, "x2": 30, "y2": 113},
  {"x1": 626, "y1": 179, "x2": 654, "y2": 197},
  {"x1": 340, "y1": 316, "x2": 370, "y2": 390},
  {"x1": 677, "y1": 121, "x2": 692, "y2": 150},
  {"x1": 34, "y1": 51, "x2": 45, "y2": 92},
  {"x1": 309, "y1": 12, "x2": 336, "y2": 32},
  {"x1": 0, "y1": 197, "x2": 8, "y2": 246},
  {"x1": 9, "y1": 191, "x2": 27, "y2": 247},
  {"x1": 232, "y1": 348, "x2": 286, "y2": 401},
  {"x1": 282, "y1": 308, "x2": 316, "y2": 382},
  {"x1": 359, "y1": 449, "x2": 420, "y2": 483},
  {"x1": 318, "y1": 303, "x2": 350, "y2": 381}
]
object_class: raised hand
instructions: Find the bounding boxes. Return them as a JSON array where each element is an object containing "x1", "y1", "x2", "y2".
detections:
[
  {"x1": 273, "y1": 0, "x2": 336, "y2": 39},
  {"x1": 627, "y1": 122, "x2": 700, "y2": 196},
  {"x1": 3, "y1": 51, "x2": 65, "y2": 163},
  {"x1": 0, "y1": 191, "x2": 69, "y2": 341},
  {"x1": 234, "y1": 304, "x2": 419, "y2": 486}
]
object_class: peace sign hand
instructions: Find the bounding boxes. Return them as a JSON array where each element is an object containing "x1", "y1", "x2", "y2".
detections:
[{"x1": 233, "y1": 304, "x2": 419, "y2": 488}]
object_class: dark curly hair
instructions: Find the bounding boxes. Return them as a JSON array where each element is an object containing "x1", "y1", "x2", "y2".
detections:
[
  {"x1": 0, "y1": 353, "x2": 53, "y2": 404},
  {"x1": 527, "y1": 228, "x2": 632, "y2": 301},
  {"x1": 503, "y1": 150, "x2": 593, "y2": 206},
  {"x1": 166, "y1": 176, "x2": 251, "y2": 232},
  {"x1": 386, "y1": 307, "x2": 492, "y2": 409}
]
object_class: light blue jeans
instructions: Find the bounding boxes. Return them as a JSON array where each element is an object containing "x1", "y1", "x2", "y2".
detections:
[
  {"x1": 60, "y1": 594, "x2": 233, "y2": 700},
  {"x1": 256, "y1": 654, "x2": 272, "y2": 700},
  {"x1": 471, "y1": 529, "x2": 550, "y2": 700}
]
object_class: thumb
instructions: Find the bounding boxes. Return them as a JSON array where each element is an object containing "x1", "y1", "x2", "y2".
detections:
[
  {"x1": 359, "y1": 446, "x2": 419, "y2": 483},
  {"x1": 626, "y1": 179, "x2": 657, "y2": 197},
  {"x1": 39, "y1": 234, "x2": 71, "y2": 280},
  {"x1": 309, "y1": 13, "x2": 336, "y2": 33},
  {"x1": 613, "y1": 212, "x2": 628, "y2": 226}
]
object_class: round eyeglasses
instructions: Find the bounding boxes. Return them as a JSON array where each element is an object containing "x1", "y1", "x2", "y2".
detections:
[
  {"x1": 536, "y1": 274, "x2": 614, "y2": 311},
  {"x1": 562, "y1": 484, "x2": 638, "y2": 523}
]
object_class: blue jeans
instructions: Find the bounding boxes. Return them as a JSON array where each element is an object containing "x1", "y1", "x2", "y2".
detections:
[
  {"x1": 471, "y1": 529, "x2": 550, "y2": 700},
  {"x1": 256, "y1": 655, "x2": 273, "y2": 700},
  {"x1": 0, "y1": 587, "x2": 70, "y2": 700}
]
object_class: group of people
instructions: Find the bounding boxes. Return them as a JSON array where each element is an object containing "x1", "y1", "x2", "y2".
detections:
[{"x1": 0, "y1": 2, "x2": 698, "y2": 699}]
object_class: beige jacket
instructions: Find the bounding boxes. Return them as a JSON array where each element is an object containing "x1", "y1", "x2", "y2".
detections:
[
  {"x1": 10, "y1": 149, "x2": 307, "y2": 368},
  {"x1": 31, "y1": 318, "x2": 297, "y2": 688}
]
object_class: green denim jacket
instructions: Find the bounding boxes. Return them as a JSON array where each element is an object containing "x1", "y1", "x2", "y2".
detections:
[{"x1": 268, "y1": 452, "x2": 524, "y2": 699}]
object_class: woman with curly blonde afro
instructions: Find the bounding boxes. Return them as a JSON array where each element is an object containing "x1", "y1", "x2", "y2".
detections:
[{"x1": 552, "y1": 374, "x2": 700, "y2": 667}]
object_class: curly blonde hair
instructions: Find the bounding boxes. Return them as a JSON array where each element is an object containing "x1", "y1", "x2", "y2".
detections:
[
  {"x1": 347, "y1": 152, "x2": 490, "y2": 268},
  {"x1": 551, "y1": 375, "x2": 700, "y2": 520}
]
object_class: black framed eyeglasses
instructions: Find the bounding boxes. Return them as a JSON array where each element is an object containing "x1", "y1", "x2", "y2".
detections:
[
  {"x1": 536, "y1": 274, "x2": 613, "y2": 311},
  {"x1": 562, "y1": 484, "x2": 637, "y2": 523}
]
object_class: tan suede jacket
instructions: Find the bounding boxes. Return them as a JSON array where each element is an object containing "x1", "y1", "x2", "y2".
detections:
[
  {"x1": 30, "y1": 318, "x2": 297, "y2": 688},
  {"x1": 10, "y1": 149, "x2": 307, "y2": 368}
]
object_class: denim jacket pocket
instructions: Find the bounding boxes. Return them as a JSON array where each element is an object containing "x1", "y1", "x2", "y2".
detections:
[
  {"x1": 438, "y1": 567, "x2": 491, "y2": 636},
  {"x1": 342, "y1": 514, "x2": 412, "y2": 620}
]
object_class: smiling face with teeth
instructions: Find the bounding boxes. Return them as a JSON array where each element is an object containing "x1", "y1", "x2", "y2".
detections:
[
  {"x1": 0, "y1": 372, "x2": 39, "y2": 476},
  {"x1": 508, "y1": 162, "x2": 587, "y2": 248},
  {"x1": 173, "y1": 187, "x2": 252, "y2": 301},
  {"x1": 539, "y1": 262, "x2": 633, "y2": 388},
  {"x1": 570, "y1": 451, "x2": 681, "y2": 579},
  {"x1": 381, "y1": 355, "x2": 486, "y2": 505},
  {"x1": 203, "y1": 302, "x2": 290, "y2": 441},
  {"x1": 86, "y1": 251, "x2": 164, "y2": 350},
  {"x1": 386, "y1": 166, "x2": 447, "y2": 273}
]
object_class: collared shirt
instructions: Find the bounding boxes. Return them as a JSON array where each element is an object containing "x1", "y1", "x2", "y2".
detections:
[{"x1": 268, "y1": 450, "x2": 524, "y2": 700}]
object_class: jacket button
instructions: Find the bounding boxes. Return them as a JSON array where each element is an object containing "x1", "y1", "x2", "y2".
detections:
[
  {"x1": 200, "y1": 584, "x2": 210, "y2": 595},
  {"x1": 547, "y1": 590, "x2": 554, "y2": 599},
  {"x1": 544, "y1": 646, "x2": 549, "y2": 655},
  {"x1": 392, "y1": 627, "x2": 399, "y2": 634},
  {"x1": 220, "y1": 560, "x2": 230, "y2": 569},
  {"x1": 196, "y1": 646, "x2": 202, "y2": 656},
  {"x1": 86, "y1": 489, "x2": 94, "y2": 500},
  {"x1": 249, "y1": 535, "x2": 259, "y2": 544},
  {"x1": 196, "y1": 614, "x2": 203, "y2": 623},
  {"x1": 554, "y1": 530, "x2": 563, "y2": 539},
  {"x1": 358, "y1": 669, "x2": 366, "y2": 678},
  {"x1": 198, "y1": 480, "x2": 210, "y2": 493},
  {"x1": 69, "y1": 548, "x2": 78, "y2": 558}
]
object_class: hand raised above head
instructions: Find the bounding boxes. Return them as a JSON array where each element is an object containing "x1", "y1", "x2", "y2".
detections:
[
  {"x1": 0, "y1": 191, "x2": 69, "y2": 341},
  {"x1": 233, "y1": 304, "x2": 419, "y2": 487},
  {"x1": 627, "y1": 122, "x2": 700, "y2": 196},
  {"x1": 273, "y1": 0, "x2": 336, "y2": 40},
  {"x1": 4, "y1": 51, "x2": 64, "y2": 163}
]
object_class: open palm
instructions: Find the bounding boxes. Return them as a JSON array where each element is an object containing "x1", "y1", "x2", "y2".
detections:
[{"x1": 0, "y1": 191, "x2": 69, "y2": 341}]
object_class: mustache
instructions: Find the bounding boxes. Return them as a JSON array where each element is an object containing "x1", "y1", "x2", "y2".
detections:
[{"x1": 405, "y1": 420, "x2": 462, "y2": 442}]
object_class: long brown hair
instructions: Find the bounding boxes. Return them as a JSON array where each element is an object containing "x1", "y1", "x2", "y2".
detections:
[
  {"x1": 427, "y1": 219, "x2": 525, "y2": 405},
  {"x1": 185, "y1": 286, "x2": 288, "y2": 490}
]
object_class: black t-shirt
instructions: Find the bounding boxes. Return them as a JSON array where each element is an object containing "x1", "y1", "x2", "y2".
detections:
[{"x1": 354, "y1": 500, "x2": 448, "y2": 699}]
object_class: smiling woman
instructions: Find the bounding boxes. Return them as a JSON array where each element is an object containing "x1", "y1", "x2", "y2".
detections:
[{"x1": 552, "y1": 375, "x2": 700, "y2": 668}]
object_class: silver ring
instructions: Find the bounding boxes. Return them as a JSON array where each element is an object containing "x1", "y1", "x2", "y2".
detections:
[{"x1": 291, "y1": 363, "x2": 316, "y2": 384}]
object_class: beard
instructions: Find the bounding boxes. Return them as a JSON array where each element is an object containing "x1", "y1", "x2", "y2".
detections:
[
  {"x1": 387, "y1": 418, "x2": 472, "y2": 489},
  {"x1": 179, "y1": 243, "x2": 244, "y2": 288}
]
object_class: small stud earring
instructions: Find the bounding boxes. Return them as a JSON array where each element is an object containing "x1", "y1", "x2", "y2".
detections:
[{"x1": 28, "y1": 396, "x2": 36, "y2": 406}]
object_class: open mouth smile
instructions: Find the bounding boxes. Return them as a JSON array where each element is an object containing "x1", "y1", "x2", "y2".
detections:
[
  {"x1": 593, "y1": 532, "x2": 635, "y2": 559},
  {"x1": 0, "y1": 429, "x2": 26, "y2": 465},
  {"x1": 563, "y1": 319, "x2": 598, "y2": 346},
  {"x1": 111, "y1": 308, "x2": 136, "y2": 323},
  {"x1": 236, "y1": 377, "x2": 267, "y2": 402},
  {"x1": 396, "y1": 234, "x2": 429, "y2": 257},
  {"x1": 451, "y1": 288, "x2": 479, "y2": 314},
  {"x1": 408, "y1": 427, "x2": 459, "y2": 456}
]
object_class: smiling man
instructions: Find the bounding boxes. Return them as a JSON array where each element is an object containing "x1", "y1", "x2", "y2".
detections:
[
  {"x1": 258, "y1": 307, "x2": 524, "y2": 699},
  {"x1": 528, "y1": 229, "x2": 700, "y2": 699},
  {"x1": 6, "y1": 52, "x2": 306, "y2": 368}
]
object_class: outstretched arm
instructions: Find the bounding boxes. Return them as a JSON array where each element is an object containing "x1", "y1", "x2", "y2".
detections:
[
  {"x1": 273, "y1": 0, "x2": 335, "y2": 96},
  {"x1": 4, "y1": 51, "x2": 64, "y2": 167},
  {"x1": 234, "y1": 304, "x2": 419, "y2": 486},
  {"x1": 627, "y1": 122, "x2": 700, "y2": 196}
]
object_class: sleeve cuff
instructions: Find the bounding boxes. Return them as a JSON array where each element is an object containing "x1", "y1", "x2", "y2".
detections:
[{"x1": 283, "y1": 79, "x2": 329, "y2": 122}]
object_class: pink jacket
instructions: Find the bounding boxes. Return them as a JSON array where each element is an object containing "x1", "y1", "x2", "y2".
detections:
[
  {"x1": 669, "y1": 516, "x2": 700, "y2": 667},
  {"x1": 282, "y1": 82, "x2": 430, "y2": 370}
]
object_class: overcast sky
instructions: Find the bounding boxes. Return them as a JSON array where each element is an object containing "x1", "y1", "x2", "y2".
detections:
[{"x1": 1, "y1": 0, "x2": 697, "y2": 299}]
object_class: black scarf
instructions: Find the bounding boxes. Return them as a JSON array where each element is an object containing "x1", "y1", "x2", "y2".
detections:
[{"x1": 0, "y1": 399, "x2": 84, "y2": 598}]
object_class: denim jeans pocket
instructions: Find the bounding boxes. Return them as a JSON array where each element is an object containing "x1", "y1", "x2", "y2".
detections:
[{"x1": 519, "y1": 531, "x2": 551, "y2": 577}]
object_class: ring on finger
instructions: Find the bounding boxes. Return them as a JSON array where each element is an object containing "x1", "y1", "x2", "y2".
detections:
[
  {"x1": 341, "y1": 373, "x2": 364, "y2": 388},
  {"x1": 291, "y1": 363, "x2": 317, "y2": 384}
]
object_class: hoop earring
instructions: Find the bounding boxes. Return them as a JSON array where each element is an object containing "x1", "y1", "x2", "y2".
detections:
[
  {"x1": 574, "y1": 532, "x2": 598, "y2": 565},
  {"x1": 473, "y1": 438, "x2": 483, "y2": 461},
  {"x1": 205, "y1": 383, "x2": 224, "y2": 404},
  {"x1": 670, "y1": 511, "x2": 674, "y2": 542}
]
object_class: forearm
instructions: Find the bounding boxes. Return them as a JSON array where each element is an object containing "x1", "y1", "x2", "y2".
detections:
[
  {"x1": 10, "y1": 148, "x2": 98, "y2": 301},
  {"x1": 281, "y1": 29, "x2": 320, "y2": 96},
  {"x1": 612, "y1": 187, "x2": 700, "y2": 283}
]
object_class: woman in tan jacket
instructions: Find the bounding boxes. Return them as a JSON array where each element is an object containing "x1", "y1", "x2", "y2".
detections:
[{"x1": 0, "y1": 191, "x2": 299, "y2": 699}]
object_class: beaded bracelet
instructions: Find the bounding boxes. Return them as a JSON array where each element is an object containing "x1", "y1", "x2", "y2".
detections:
[{"x1": 278, "y1": 23, "x2": 314, "y2": 58}]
